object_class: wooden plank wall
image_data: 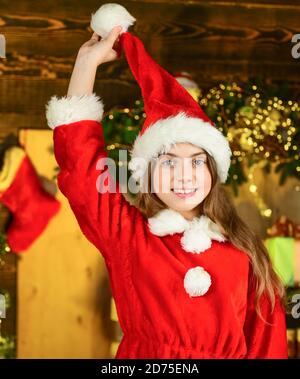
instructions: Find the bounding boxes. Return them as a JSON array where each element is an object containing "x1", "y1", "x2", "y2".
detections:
[{"x1": 0, "y1": 0, "x2": 299, "y2": 356}]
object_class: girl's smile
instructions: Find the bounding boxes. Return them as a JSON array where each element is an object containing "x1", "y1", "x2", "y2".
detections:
[{"x1": 171, "y1": 187, "x2": 199, "y2": 198}]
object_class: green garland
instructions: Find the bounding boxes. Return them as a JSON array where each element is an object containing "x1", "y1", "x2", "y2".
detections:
[{"x1": 0, "y1": 335, "x2": 15, "y2": 359}]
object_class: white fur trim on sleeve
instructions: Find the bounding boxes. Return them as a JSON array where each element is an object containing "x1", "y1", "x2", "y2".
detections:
[{"x1": 45, "y1": 93, "x2": 104, "y2": 129}]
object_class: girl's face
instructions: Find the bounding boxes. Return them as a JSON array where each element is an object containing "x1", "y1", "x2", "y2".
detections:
[{"x1": 152, "y1": 142, "x2": 212, "y2": 220}]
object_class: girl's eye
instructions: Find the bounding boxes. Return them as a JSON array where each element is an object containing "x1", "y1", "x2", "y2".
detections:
[
  {"x1": 159, "y1": 157, "x2": 206, "y2": 167},
  {"x1": 161, "y1": 159, "x2": 175, "y2": 167},
  {"x1": 193, "y1": 158, "x2": 206, "y2": 167}
]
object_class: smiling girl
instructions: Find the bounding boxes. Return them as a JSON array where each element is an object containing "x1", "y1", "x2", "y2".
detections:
[{"x1": 45, "y1": 3, "x2": 288, "y2": 359}]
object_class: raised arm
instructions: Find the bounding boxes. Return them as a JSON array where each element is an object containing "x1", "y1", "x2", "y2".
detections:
[{"x1": 45, "y1": 26, "x2": 143, "y2": 264}]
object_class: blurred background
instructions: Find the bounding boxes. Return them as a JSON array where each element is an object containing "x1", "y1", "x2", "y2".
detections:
[{"x1": 0, "y1": 0, "x2": 299, "y2": 359}]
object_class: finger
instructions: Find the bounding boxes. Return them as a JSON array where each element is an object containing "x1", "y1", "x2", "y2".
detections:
[
  {"x1": 109, "y1": 50, "x2": 118, "y2": 61},
  {"x1": 91, "y1": 32, "x2": 100, "y2": 41},
  {"x1": 113, "y1": 41, "x2": 122, "y2": 59},
  {"x1": 105, "y1": 25, "x2": 122, "y2": 45}
]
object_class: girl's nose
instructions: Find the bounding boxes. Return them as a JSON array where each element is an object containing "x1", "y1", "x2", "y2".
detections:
[
  {"x1": 175, "y1": 161, "x2": 194, "y2": 185},
  {"x1": 177, "y1": 177, "x2": 193, "y2": 186}
]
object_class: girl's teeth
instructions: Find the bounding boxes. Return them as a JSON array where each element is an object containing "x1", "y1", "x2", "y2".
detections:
[{"x1": 173, "y1": 189, "x2": 196, "y2": 194}]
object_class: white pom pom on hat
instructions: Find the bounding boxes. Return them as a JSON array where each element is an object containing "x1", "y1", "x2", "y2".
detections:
[{"x1": 90, "y1": 3, "x2": 136, "y2": 39}]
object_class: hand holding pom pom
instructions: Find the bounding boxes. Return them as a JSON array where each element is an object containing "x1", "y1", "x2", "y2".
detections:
[
  {"x1": 77, "y1": 26, "x2": 123, "y2": 67},
  {"x1": 76, "y1": 3, "x2": 137, "y2": 67}
]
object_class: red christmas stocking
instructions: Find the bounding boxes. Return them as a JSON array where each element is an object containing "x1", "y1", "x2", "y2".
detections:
[{"x1": 0, "y1": 146, "x2": 61, "y2": 252}]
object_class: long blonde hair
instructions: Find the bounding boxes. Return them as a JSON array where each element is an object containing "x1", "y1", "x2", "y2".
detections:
[{"x1": 132, "y1": 150, "x2": 286, "y2": 320}]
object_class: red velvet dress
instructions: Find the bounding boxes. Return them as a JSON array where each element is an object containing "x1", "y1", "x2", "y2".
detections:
[{"x1": 52, "y1": 119, "x2": 288, "y2": 359}]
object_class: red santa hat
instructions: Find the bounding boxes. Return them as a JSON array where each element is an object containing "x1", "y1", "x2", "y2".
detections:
[{"x1": 90, "y1": 3, "x2": 232, "y2": 185}]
